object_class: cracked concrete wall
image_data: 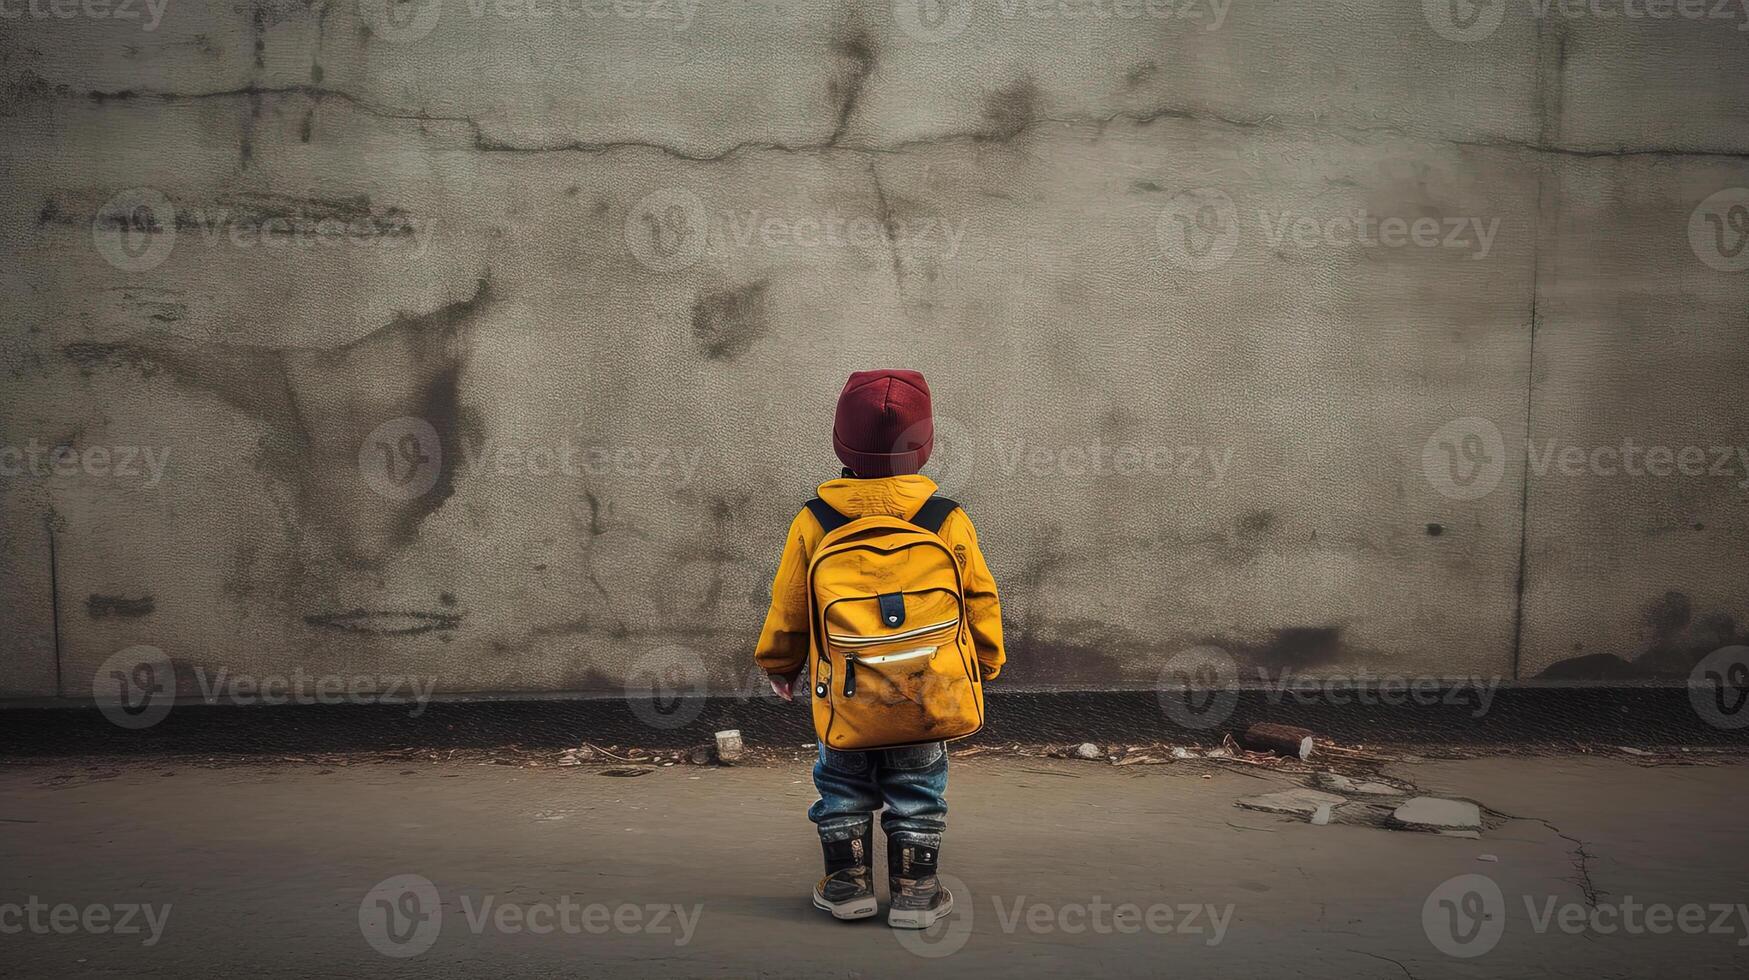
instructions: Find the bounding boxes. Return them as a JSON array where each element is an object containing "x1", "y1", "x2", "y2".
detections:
[{"x1": 1, "y1": 0, "x2": 1746, "y2": 705}]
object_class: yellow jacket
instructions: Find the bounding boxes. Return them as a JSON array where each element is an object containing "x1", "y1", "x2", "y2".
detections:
[{"x1": 755, "y1": 474, "x2": 1006, "y2": 683}]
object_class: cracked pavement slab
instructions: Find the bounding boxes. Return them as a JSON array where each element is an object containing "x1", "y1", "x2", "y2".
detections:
[{"x1": 2, "y1": 753, "x2": 1745, "y2": 977}]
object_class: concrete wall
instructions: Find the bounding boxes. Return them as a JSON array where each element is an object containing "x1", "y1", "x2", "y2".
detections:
[{"x1": 2, "y1": 0, "x2": 1746, "y2": 702}]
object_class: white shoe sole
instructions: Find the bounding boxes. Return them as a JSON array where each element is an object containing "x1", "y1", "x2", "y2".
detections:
[
  {"x1": 813, "y1": 891, "x2": 879, "y2": 921},
  {"x1": 887, "y1": 888, "x2": 953, "y2": 929}
]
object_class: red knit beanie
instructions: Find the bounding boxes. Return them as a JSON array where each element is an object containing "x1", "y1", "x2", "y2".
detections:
[{"x1": 832, "y1": 370, "x2": 933, "y2": 477}]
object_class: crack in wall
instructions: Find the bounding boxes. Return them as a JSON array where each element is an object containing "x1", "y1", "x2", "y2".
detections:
[
  {"x1": 65, "y1": 85, "x2": 1749, "y2": 163},
  {"x1": 864, "y1": 158, "x2": 903, "y2": 284}
]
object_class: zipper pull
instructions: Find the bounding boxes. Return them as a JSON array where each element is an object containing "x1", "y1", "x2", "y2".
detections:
[{"x1": 842, "y1": 658, "x2": 857, "y2": 697}]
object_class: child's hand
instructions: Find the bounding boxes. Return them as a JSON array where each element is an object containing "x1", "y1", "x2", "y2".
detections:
[{"x1": 768, "y1": 675, "x2": 794, "y2": 702}]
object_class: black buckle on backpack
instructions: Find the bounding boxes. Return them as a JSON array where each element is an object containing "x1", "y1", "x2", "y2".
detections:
[{"x1": 877, "y1": 592, "x2": 906, "y2": 628}]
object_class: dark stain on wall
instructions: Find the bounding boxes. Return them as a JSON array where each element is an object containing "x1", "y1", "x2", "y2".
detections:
[
  {"x1": 304, "y1": 609, "x2": 462, "y2": 636},
  {"x1": 61, "y1": 276, "x2": 493, "y2": 564},
  {"x1": 978, "y1": 77, "x2": 1042, "y2": 142},
  {"x1": 1229, "y1": 626, "x2": 1346, "y2": 677},
  {"x1": 827, "y1": 27, "x2": 877, "y2": 144},
  {"x1": 1236, "y1": 509, "x2": 1275, "y2": 537},
  {"x1": 1535, "y1": 591, "x2": 1749, "y2": 679},
  {"x1": 54, "y1": 190, "x2": 418, "y2": 240},
  {"x1": 1, "y1": 70, "x2": 54, "y2": 116},
  {"x1": 999, "y1": 621, "x2": 1134, "y2": 687},
  {"x1": 87, "y1": 594, "x2": 155, "y2": 618},
  {"x1": 251, "y1": 4, "x2": 268, "y2": 69},
  {"x1": 691, "y1": 280, "x2": 770, "y2": 361}
]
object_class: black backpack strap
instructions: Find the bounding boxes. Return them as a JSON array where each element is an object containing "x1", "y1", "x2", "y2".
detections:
[
  {"x1": 804, "y1": 497, "x2": 851, "y2": 534},
  {"x1": 910, "y1": 495, "x2": 960, "y2": 534}
]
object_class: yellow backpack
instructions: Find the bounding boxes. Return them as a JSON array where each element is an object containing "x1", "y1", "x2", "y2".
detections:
[{"x1": 804, "y1": 495, "x2": 985, "y2": 751}]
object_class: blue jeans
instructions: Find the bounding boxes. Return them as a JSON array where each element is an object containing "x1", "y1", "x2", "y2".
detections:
[{"x1": 808, "y1": 742, "x2": 948, "y2": 844}]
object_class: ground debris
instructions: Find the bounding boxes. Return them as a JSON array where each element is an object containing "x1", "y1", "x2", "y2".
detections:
[
  {"x1": 1239, "y1": 723, "x2": 1316, "y2": 759},
  {"x1": 715, "y1": 730, "x2": 745, "y2": 764},
  {"x1": 1392, "y1": 796, "x2": 1483, "y2": 832},
  {"x1": 1236, "y1": 787, "x2": 1349, "y2": 817}
]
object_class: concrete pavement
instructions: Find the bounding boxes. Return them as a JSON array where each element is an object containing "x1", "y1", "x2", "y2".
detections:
[{"x1": 2, "y1": 750, "x2": 1746, "y2": 978}]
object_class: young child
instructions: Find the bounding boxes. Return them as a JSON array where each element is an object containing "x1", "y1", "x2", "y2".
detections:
[{"x1": 754, "y1": 369, "x2": 1005, "y2": 928}]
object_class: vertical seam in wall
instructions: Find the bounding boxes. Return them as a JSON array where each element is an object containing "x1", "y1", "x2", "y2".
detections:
[
  {"x1": 1510, "y1": 215, "x2": 1540, "y2": 683},
  {"x1": 1511, "y1": 18, "x2": 1565, "y2": 681},
  {"x1": 47, "y1": 513, "x2": 63, "y2": 698}
]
